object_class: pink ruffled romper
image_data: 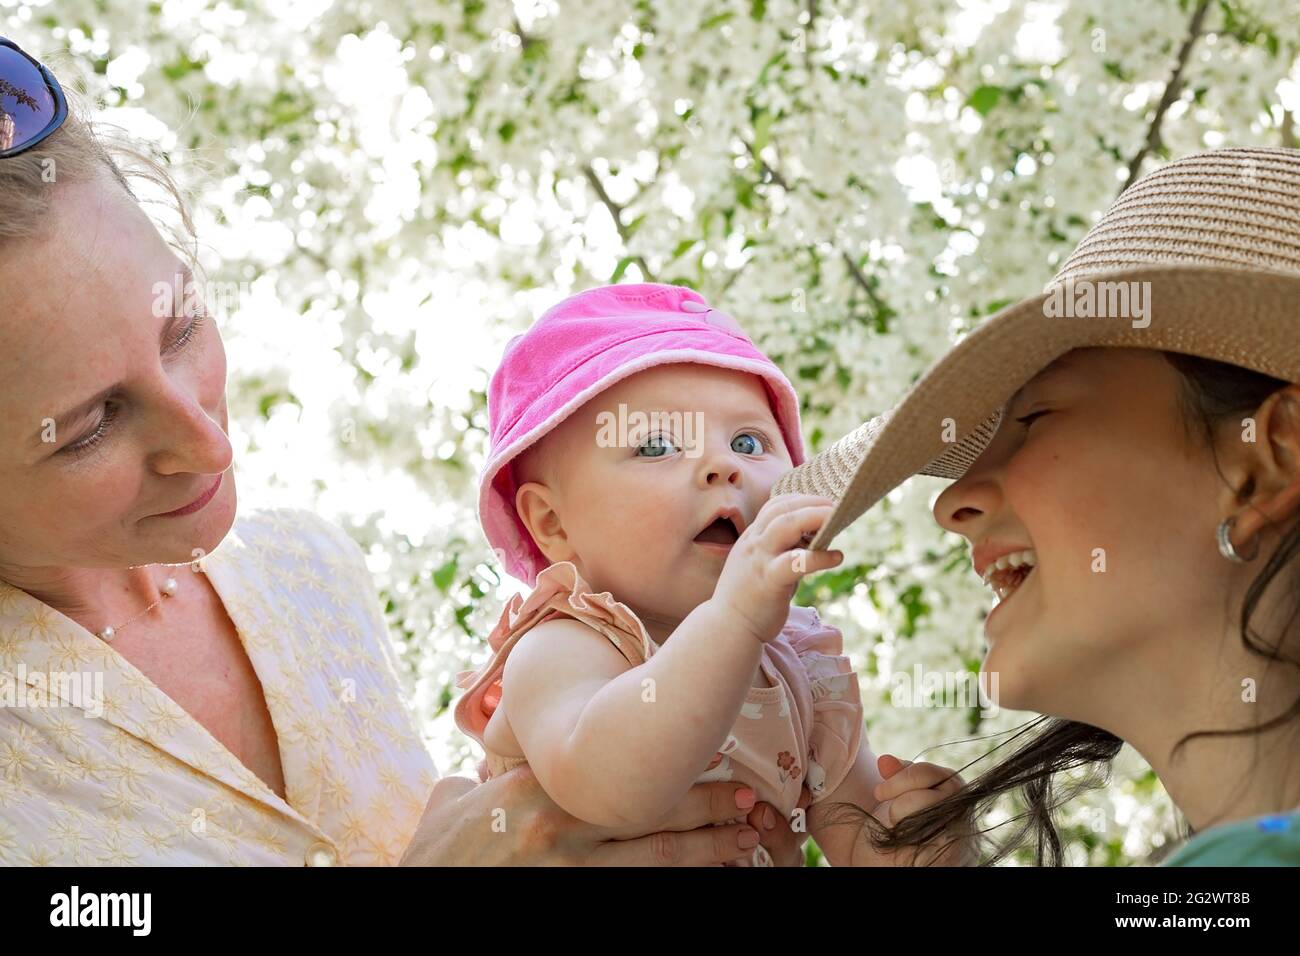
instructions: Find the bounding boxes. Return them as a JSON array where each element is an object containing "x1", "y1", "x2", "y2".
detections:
[{"x1": 454, "y1": 561, "x2": 865, "y2": 865}]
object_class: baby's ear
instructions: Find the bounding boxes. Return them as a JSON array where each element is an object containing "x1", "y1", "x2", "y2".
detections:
[{"x1": 515, "y1": 481, "x2": 574, "y2": 564}]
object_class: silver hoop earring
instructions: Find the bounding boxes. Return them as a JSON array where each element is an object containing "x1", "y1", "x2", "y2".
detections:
[{"x1": 1216, "y1": 516, "x2": 1259, "y2": 563}]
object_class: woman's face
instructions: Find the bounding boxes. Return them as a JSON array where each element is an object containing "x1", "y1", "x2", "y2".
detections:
[
  {"x1": 0, "y1": 177, "x2": 236, "y2": 575},
  {"x1": 933, "y1": 347, "x2": 1241, "y2": 718}
]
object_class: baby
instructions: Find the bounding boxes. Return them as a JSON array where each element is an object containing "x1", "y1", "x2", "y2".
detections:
[{"x1": 456, "y1": 283, "x2": 963, "y2": 866}]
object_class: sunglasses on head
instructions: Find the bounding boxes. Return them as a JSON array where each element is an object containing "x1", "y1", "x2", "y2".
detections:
[{"x1": 0, "y1": 37, "x2": 68, "y2": 158}]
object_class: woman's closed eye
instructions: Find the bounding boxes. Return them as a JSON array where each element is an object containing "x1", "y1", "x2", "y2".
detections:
[
  {"x1": 1014, "y1": 409, "x2": 1051, "y2": 430},
  {"x1": 61, "y1": 311, "x2": 208, "y2": 458},
  {"x1": 166, "y1": 309, "x2": 207, "y2": 354},
  {"x1": 63, "y1": 401, "x2": 120, "y2": 456}
]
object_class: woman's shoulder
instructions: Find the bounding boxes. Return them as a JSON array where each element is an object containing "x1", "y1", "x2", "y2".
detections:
[
  {"x1": 230, "y1": 505, "x2": 367, "y2": 567},
  {"x1": 1162, "y1": 810, "x2": 1300, "y2": 866}
]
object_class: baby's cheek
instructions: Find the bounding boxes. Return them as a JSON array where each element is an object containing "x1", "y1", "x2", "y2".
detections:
[{"x1": 584, "y1": 505, "x2": 666, "y2": 575}]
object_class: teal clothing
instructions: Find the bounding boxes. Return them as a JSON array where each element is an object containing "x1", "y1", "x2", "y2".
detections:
[{"x1": 1163, "y1": 810, "x2": 1300, "y2": 866}]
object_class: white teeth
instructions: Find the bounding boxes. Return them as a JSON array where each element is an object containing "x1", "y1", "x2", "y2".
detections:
[{"x1": 980, "y1": 549, "x2": 1038, "y2": 590}]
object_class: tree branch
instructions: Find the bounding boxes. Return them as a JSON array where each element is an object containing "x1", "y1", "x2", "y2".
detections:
[
  {"x1": 512, "y1": 15, "x2": 534, "y2": 54},
  {"x1": 582, "y1": 163, "x2": 655, "y2": 281},
  {"x1": 744, "y1": 138, "x2": 791, "y2": 191},
  {"x1": 840, "y1": 250, "x2": 890, "y2": 316},
  {"x1": 1119, "y1": 0, "x2": 1212, "y2": 195},
  {"x1": 742, "y1": 142, "x2": 892, "y2": 318}
]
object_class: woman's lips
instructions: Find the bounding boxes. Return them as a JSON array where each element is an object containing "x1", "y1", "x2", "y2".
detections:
[{"x1": 157, "y1": 473, "x2": 223, "y2": 518}]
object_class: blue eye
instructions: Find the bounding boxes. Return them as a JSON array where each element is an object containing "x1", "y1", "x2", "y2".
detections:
[
  {"x1": 636, "y1": 434, "x2": 679, "y2": 458},
  {"x1": 731, "y1": 432, "x2": 765, "y2": 455}
]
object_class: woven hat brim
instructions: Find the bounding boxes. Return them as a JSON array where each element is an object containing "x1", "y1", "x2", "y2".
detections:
[{"x1": 774, "y1": 265, "x2": 1300, "y2": 551}]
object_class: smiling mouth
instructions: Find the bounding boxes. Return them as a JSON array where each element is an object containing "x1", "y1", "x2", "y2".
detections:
[
  {"x1": 158, "y1": 474, "x2": 223, "y2": 518},
  {"x1": 982, "y1": 548, "x2": 1034, "y2": 600},
  {"x1": 982, "y1": 549, "x2": 1037, "y2": 607}
]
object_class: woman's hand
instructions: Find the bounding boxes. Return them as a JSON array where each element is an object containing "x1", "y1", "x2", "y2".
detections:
[
  {"x1": 855, "y1": 754, "x2": 977, "y2": 866},
  {"x1": 398, "y1": 766, "x2": 799, "y2": 866}
]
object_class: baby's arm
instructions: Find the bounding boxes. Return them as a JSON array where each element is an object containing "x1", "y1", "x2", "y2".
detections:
[
  {"x1": 806, "y1": 736, "x2": 885, "y2": 866},
  {"x1": 810, "y1": 744, "x2": 976, "y2": 866},
  {"x1": 500, "y1": 599, "x2": 765, "y2": 829}
]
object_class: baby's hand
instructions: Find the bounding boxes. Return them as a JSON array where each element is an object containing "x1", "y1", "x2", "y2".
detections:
[
  {"x1": 859, "y1": 754, "x2": 977, "y2": 866},
  {"x1": 711, "y1": 494, "x2": 844, "y2": 644}
]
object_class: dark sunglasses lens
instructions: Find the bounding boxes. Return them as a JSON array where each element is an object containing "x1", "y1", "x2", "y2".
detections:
[{"x1": 0, "y1": 44, "x2": 57, "y2": 153}]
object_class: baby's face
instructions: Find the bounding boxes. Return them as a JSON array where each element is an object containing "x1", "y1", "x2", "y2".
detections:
[{"x1": 519, "y1": 364, "x2": 794, "y2": 631}]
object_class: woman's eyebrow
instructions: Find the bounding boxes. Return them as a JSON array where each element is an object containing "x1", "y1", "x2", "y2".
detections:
[{"x1": 1004, "y1": 354, "x2": 1075, "y2": 412}]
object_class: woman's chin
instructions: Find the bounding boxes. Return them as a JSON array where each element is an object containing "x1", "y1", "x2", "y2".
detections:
[
  {"x1": 981, "y1": 645, "x2": 1041, "y2": 714},
  {"x1": 145, "y1": 477, "x2": 238, "y2": 564}
]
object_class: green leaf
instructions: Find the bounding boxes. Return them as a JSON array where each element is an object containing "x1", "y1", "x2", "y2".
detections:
[
  {"x1": 610, "y1": 256, "x2": 637, "y2": 283},
  {"x1": 454, "y1": 605, "x2": 475, "y2": 637},
  {"x1": 670, "y1": 238, "x2": 699, "y2": 261},
  {"x1": 258, "y1": 390, "x2": 299, "y2": 419},
  {"x1": 899, "y1": 584, "x2": 931, "y2": 637},
  {"x1": 752, "y1": 108, "x2": 774, "y2": 152},
  {"x1": 432, "y1": 557, "x2": 459, "y2": 594},
  {"x1": 795, "y1": 564, "x2": 870, "y2": 605},
  {"x1": 967, "y1": 85, "x2": 1002, "y2": 117}
]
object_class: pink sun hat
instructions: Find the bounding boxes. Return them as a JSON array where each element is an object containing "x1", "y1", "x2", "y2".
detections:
[{"x1": 479, "y1": 283, "x2": 807, "y2": 586}]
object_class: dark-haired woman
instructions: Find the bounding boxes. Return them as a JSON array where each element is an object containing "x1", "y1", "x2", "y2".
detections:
[{"x1": 778, "y1": 148, "x2": 1300, "y2": 865}]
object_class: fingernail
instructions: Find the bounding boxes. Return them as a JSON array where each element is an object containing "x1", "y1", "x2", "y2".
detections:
[
  {"x1": 762, "y1": 806, "x2": 776, "y2": 830},
  {"x1": 735, "y1": 787, "x2": 756, "y2": 810},
  {"x1": 738, "y1": 828, "x2": 759, "y2": 849}
]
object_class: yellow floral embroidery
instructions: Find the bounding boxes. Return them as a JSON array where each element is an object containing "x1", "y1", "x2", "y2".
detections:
[{"x1": 0, "y1": 507, "x2": 437, "y2": 866}]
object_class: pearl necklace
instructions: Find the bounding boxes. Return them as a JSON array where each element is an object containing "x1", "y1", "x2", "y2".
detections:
[{"x1": 96, "y1": 572, "x2": 183, "y2": 643}]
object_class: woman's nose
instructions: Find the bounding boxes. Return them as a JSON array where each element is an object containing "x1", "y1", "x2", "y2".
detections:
[
  {"x1": 147, "y1": 384, "x2": 233, "y2": 476},
  {"x1": 933, "y1": 470, "x2": 1000, "y2": 536}
]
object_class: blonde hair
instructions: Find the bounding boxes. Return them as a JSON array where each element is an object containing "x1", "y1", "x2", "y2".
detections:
[{"x1": 0, "y1": 50, "x2": 199, "y2": 270}]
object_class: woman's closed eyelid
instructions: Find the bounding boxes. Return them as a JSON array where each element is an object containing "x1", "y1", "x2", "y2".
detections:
[
  {"x1": 64, "y1": 402, "x2": 120, "y2": 456},
  {"x1": 1014, "y1": 407, "x2": 1051, "y2": 429},
  {"x1": 166, "y1": 311, "x2": 206, "y2": 353},
  {"x1": 59, "y1": 313, "x2": 207, "y2": 458}
]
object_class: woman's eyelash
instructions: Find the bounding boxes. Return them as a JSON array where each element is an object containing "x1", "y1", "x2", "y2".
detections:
[
  {"x1": 66, "y1": 402, "x2": 120, "y2": 456},
  {"x1": 62, "y1": 313, "x2": 205, "y2": 458},
  {"x1": 1015, "y1": 410, "x2": 1049, "y2": 429},
  {"x1": 167, "y1": 311, "x2": 207, "y2": 352}
]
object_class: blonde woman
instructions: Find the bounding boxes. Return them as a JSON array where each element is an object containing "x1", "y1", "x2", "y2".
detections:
[{"x1": 0, "y1": 38, "x2": 799, "y2": 866}]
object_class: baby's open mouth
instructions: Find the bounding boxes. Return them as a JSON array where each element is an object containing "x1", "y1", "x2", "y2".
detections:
[{"x1": 694, "y1": 514, "x2": 742, "y2": 546}]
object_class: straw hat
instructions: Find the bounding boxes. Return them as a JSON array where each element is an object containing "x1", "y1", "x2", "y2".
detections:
[{"x1": 772, "y1": 147, "x2": 1300, "y2": 550}]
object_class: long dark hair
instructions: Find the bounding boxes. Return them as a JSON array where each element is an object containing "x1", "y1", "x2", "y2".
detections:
[{"x1": 836, "y1": 352, "x2": 1298, "y2": 866}]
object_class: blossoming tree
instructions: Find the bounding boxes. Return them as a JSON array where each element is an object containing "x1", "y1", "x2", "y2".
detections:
[{"x1": 8, "y1": 0, "x2": 1296, "y2": 864}]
